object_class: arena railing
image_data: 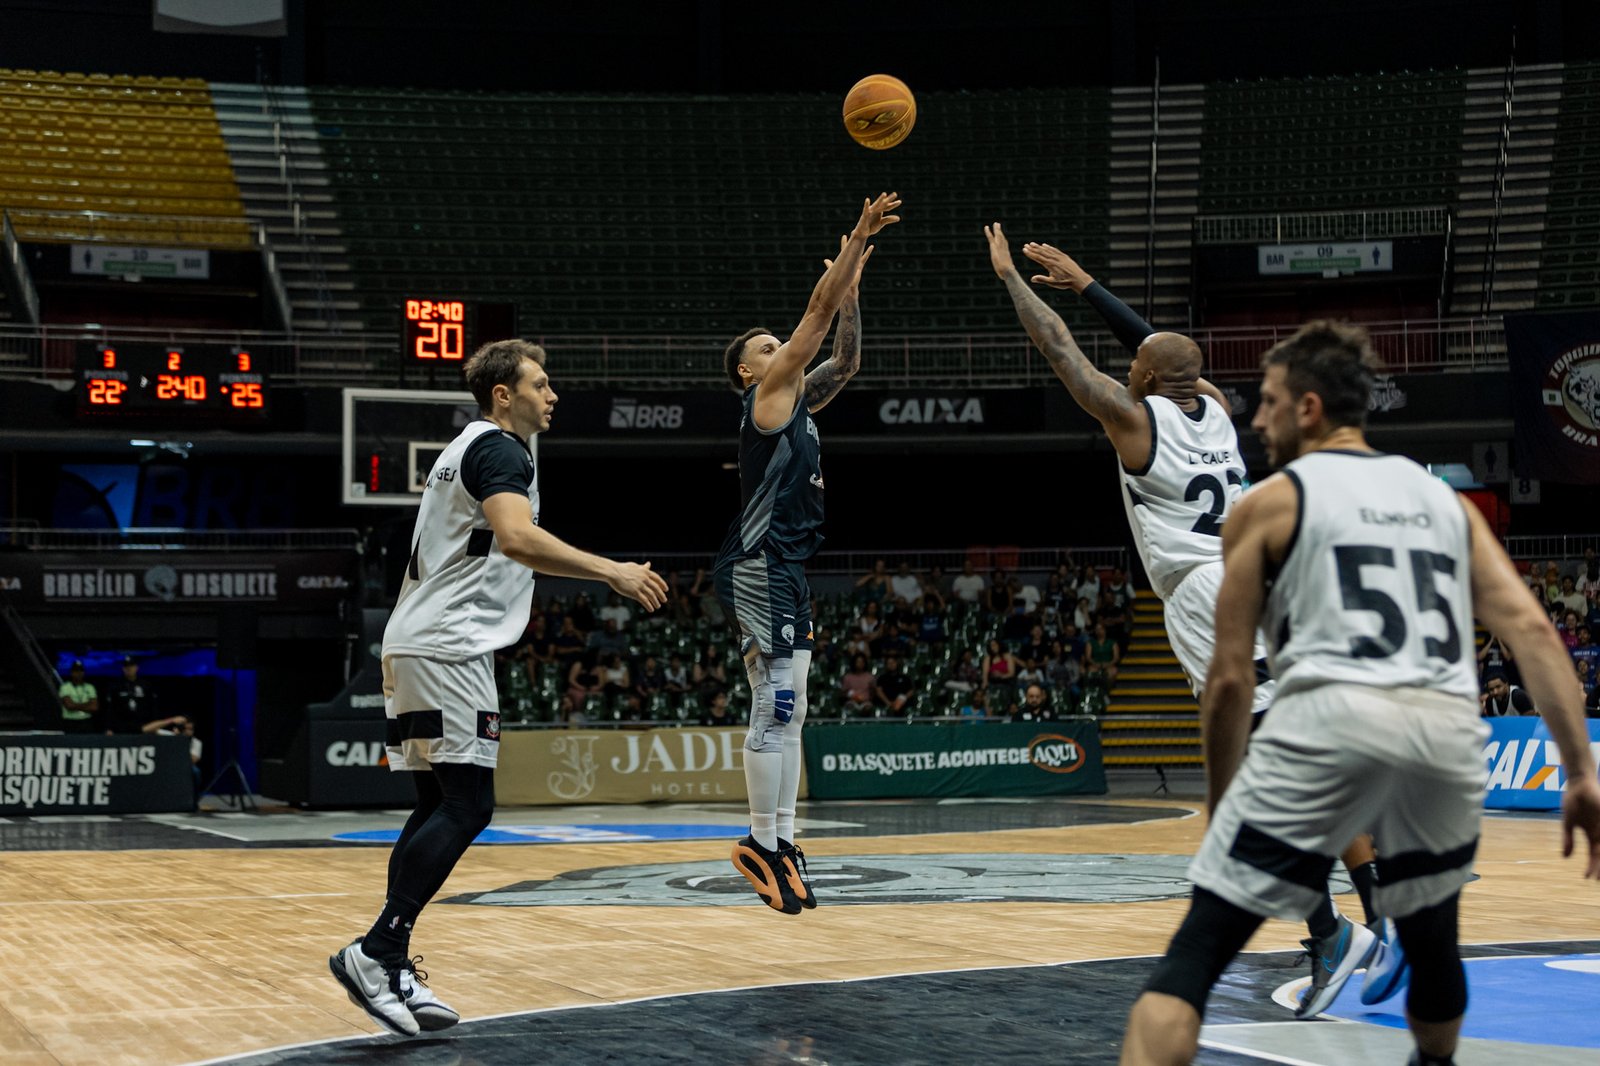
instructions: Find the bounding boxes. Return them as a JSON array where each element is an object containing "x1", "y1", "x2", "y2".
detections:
[
  {"x1": 0, "y1": 316, "x2": 1506, "y2": 387},
  {"x1": 4, "y1": 208, "x2": 257, "y2": 249},
  {"x1": 1504, "y1": 534, "x2": 1600, "y2": 562},
  {"x1": 1193, "y1": 206, "x2": 1452, "y2": 245},
  {"x1": 543, "y1": 546, "x2": 1129, "y2": 579}
]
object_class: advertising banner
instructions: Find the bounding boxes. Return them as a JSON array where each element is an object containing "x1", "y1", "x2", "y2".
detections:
[
  {"x1": 307, "y1": 719, "x2": 417, "y2": 807},
  {"x1": 0, "y1": 734, "x2": 193, "y2": 814},
  {"x1": 803, "y1": 720, "x2": 1106, "y2": 800},
  {"x1": 1483, "y1": 716, "x2": 1600, "y2": 811},
  {"x1": 496, "y1": 727, "x2": 762, "y2": 805},
  {"x1": 1504, "y1": 311, "x2": 1600, "y2": 484},
  {"x1": 0, "y1": 551, "x2": 358, "y2": 610}
]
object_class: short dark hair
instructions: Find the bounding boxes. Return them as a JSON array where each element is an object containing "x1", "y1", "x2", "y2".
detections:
[
  {"x1": 722, "y1": 327, "x2": 771, "y2": 391},
  {"x1": 464, "y1": 339, "x2": 546, "y2": 413},
  {"x1": 1260, "y1": 320, "x2": 1379, "y2": 430}
]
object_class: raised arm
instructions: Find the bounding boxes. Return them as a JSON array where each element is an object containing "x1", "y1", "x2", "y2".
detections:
[
  {"x1": 483, "y1": 493, "x2": 667, "y2": 611},
  {"x1": 804, "y1": 235, "x2": 871, "y2": 413},
  {"x1": 985, "y1": 223, "x2": 1147, "y2": 447},
  {"x1": 1463, "y1": 496, "x2": 1600, "y2": 876}
]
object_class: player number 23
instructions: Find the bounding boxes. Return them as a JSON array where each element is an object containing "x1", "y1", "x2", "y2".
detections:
[{"x1": 1333, "y1": 544, "x2": 1462, "y2": 663}]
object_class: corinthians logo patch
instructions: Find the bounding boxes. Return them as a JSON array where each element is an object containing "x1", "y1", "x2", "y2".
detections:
[
  {"x1": 441, "y1": 853, "x2": 1347, "y2": 908},
  {"x1": 1543, "y1": 344, "x2": 1600, "y2": 449}
]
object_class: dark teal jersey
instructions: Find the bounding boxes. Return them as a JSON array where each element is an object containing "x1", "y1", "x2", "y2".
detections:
[{"x1": 715, "y1": 384, "x2": 825, "y2": 564}]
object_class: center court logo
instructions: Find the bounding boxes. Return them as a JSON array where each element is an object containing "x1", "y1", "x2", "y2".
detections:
[
  {"x1": 610, "y1": 398, "x2": 684, "y2": 429},
  {"x1": 441, "y1": 853, "x2": 1274, "y2": 907}
]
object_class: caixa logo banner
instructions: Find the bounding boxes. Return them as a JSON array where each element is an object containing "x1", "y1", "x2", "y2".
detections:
[{"x1": 1483, "y1": 717, "x2": 1600, "y2": 810}]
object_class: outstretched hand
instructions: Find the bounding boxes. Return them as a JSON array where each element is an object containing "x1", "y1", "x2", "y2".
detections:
[
  {"x1": 984, "y1": 223, "x2": 1018, "y2": 278},
  {"x1": 611, "y1": 561, "x2": 669, "y2": 612},
  {"x1": 823, "y1": 234, "x2": 875, "y2": 294},
  {"x1": 1022, "y1": 242, "x2": 1094, "y2": 294},
  {"x1": 852, "y1": 192, "x2": 902, "y2": 239},
  {"x1": 1561, "y1": 775, "x2": 1600, "y2": 880}
]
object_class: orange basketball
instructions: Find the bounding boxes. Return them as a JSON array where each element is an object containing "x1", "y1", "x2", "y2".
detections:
[{"x1": 842, "y1": 74, "x2": 916, "y2": 150}]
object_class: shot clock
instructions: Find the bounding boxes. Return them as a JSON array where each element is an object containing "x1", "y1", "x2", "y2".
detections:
[
  {"x1": 77, "y1": 343, "x2": 269, "y2": 418},
  {"x1": 400, "y1": 299, "x2": 517, "y2": 373}
]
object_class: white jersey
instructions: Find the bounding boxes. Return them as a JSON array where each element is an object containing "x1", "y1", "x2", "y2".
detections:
[
  {"x1": 1261, "y1": 450, "x2": 1476, "y2": 702},
  {"x1": 1118, "y1": 395, "x2": 1245, "y2": 599},
  {"x1": 383, "y1": 420, "x2": 540, "y2": 662}
]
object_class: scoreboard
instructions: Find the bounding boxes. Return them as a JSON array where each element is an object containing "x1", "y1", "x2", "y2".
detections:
[{"x1": 77, "y1": 343, "x2": 268, "y2": 419}]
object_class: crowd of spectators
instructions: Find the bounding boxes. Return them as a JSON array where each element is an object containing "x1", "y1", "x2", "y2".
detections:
[{"x1": 1479, "y1": 550, "x2": 1600, "y2": 718}]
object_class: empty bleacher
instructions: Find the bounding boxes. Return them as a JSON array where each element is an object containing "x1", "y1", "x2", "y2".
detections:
[{"x1": 1537, "y1": 61, "x2": 1600, "y2": 309}]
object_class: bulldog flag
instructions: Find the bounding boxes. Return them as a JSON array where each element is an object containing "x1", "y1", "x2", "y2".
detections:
[{"x1": 1504, "y1": 311, "x2": 1600, "y2": 484}]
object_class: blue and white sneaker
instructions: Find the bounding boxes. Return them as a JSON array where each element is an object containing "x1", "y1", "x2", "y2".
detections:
[
  {"x1": 1294, "y1": 914, "x2": 1378, "y2": 1019},
  {"x1": 1360, "y1": 918, "x2": 1411, "y2": 1005}
]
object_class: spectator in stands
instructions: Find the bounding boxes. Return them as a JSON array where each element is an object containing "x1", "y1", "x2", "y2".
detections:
[
  {"x1": 1014, "y1": 656, "x2": 1046, "y2": 695},
  {"x1": 982, "y1": 638, "x2": 1020, "y2": 693},
  {"x1": 1555, "y1": 577, "x2": 1587, "y2": 617},
  {"x1": 1020, "y1": 624, "x2": 1051, "y2": 672},
  {"x1": 1477, "y1": 632, "x2": 1519, "y2": 687},
  {"x1": 857, "y1": 600, "x2": 884, "y2": 650},
  {"x1": 1015, "y1": 575, "x2": 1043, "y2": 618},
  {"x1": 665, "y1": 571, "x2": 696, "y2": 625},
  {"x1": 945, "y1": 647, "x2": 982, "y2": 693},
  {"x1": 1060, "y1": 622, "x2": 1088, "y2": 665},
  {"x1": 1076, "y1": 564, "x2": 1101, "y2": 606},
  {"x1": 921, "y1": 566, "x2": 948, "y2": 610},
  {"x1": 841, "y1": 654, "x2": 876, "y2": 711},
  {"x1": 890, "y1": 562, "x2": 922, "y2": 609},
  {"x1": 701, "y1": 689, "x2": 735, "y2": 727},
  {"x1": 633, "y1": 653, "x2": 664, "y2": 710},
  {"x1": 1560, "y1": 610, "x2": 1585, "y2": 650},
  {"x1": 855, "y1": 558, "x2": 891, "y2": 605},
  {"x1": 586, "y1": 618, "x2": 630, "y2": 658},
  {"x1": 916, "y1": 598, "x2": 946, "y2": 654},
  {"x1": 568, "y1": 591, "x2": 598, "y2": 634},
  {"x1": 551, "y1": 616, "x2": 586, "y2": 670},
  {"x1": 1105, "y1": 567, "x2": 1134, "y2": 611},
  {"x1": 1043, "y1": 573, "x2": 1070, "y2": 619},
  {"x1": 1577, "y1": 659, "x2": 1596, "y2": 703},
  {"x1": 1046, "y1": 638, "x2": 1083, "y2": 701},
  {"x1": 564, "y1": 652, "x2": 604, "y2": 716},
  {"x1": 1577, "y1": 549, "x2": 1599, "y2": 596},
  {"x1": 813, "y1": 627, "x2": 840, "y2": 672},
  {"x1": 599, "y1": 592, "x2": 633, "y2": 632},
  {"x1": 105, "y1": 655, "x2": 160, "y2": 736},
  {"x1": 1095, "y1": 589, "x2": 1130, "y2": 650},
  {"x1": 1572, "y1": 625, "x2": 1600, "y2": 679},
  {"x1": 685, "y1": 569, "x2": 710, "y2": 621},
  {"x1": 986, "y1": 569, "x2": 1014, "y2": 615},
  {"x1": 1011, "y1": 683, "x2": 1055, "y2": 723},
  {"x1": 874, "y1": 652, "x2": 916, "y2": 716},
  {"x1": 59, "y1": 660, "x2": 98, "y2": 734},
  {"x1": 1480, "y1": 671, "x2": 1534, "y2": 717},
  {"x1": 878, "y1": 620, "x2": 911, "y2": 661},
  {"x1": 951, "y1": 561, "x2": 986, "y2": 606},
  {"x1": 663, "y1": 652, "x2": 690, "y2": 703},
  {"x1": 693, "y1": 642, "x2": 727, "y2": 701},
  {"x1": 1084, "y1": 622, "x2": 1120, "y2": 688},
  {"x1": 1073, "y1": 596, "x2": 1094, "y2": 633},
  {"x1": 959, "y1": 687, "x2": 989, "y2": 721}
]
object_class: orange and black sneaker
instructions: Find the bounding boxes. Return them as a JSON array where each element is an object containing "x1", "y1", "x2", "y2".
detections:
[
  {"x1": 731, "y1": 834, "x2": 803, "y2": 914},
  {"x1": 778, "y1": 840, "x2": 816, "y2": 910}
]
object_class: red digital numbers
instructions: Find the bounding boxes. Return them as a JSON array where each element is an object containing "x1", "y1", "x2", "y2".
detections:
[
  {"x1": 87, "y1": 378, "x2": 126, "y2": 405},
  {"x1": 156, "y1": 374, "x2": 208, "y2": 401},
  {"x1": 229, "y1": 382, "x2": 264, "y2": 408},
  {"x1": 404, "y1": 299, "x2": 469, "y2": 361},
  {"x1": 101, "y1": 348, "x2": 117, "y2": 369}
]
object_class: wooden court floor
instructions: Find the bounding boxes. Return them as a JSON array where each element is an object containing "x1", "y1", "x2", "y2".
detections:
[{"x1": 0, "y1": 799, "x2": 1593, "y2": 1065}]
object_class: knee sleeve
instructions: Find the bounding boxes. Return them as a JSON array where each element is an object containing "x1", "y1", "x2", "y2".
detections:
[
  {"x1": 1144, "y1": 888, "x2": 1265, "y2": 1015},
  {"x1": 788, "y1": 649, "x2": 810, "y2": 732},
  {"x1": 433, "y1": 762, "x2": 496, "y2": 837},
  {"x1": 745, "y1": 655, "x2": 793, "y2": 755},
  {"x1": 1396, "y1": 894, "x2": 1466, "y2": 1023}
]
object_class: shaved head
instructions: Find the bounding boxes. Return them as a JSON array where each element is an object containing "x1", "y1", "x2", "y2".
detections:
[{"x1": 1128, "y1": 331, "x2": 1204, "y2": 401}]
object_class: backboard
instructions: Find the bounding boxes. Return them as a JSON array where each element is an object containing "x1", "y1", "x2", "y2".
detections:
[{"x1": 340, "y1": 388, "x2": 536, "y2": 506}]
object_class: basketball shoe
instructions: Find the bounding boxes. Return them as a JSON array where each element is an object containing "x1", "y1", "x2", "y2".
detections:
[
  {"x1": 397, "y1": 956, "x2": 460, "y2": 1030},
  {"x1": 329, "y1": 939, "x2": 420, "y2": 1036},
  {"x1": 1360, "y1": 918, "x2": 1411, "y2": 1005},
  {"x1": 1294, "y1": 914, "x2": 1377, "y2": 1019},
  {"x1": 778, "y1": 839, "x2": 816, "y2": 910},
  {"x1": 731, "y1": 834, "x2": 803, "y2": 914}
]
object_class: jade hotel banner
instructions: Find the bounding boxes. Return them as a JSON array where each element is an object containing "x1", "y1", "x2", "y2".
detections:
[{"x1": 804, "y1": 721, "x2": 1106, "y2": 800}]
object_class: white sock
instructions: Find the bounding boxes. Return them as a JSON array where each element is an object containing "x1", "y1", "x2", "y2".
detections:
[
  {"x1": 776, "y1": 648, "x2": 810, "y2": 845},
  {"x1": 744, "y1": 749, "x2": 781, "y2": 851}
]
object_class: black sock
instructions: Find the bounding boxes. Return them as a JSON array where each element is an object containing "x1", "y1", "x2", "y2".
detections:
[
  {"x1": 362, "y1": 894, "x2": 419, "y2": 965},
  {"x1": 1306, "y1": 893, "x2": 1339, "y2": 941},
  {"x1": 1349, "y1": 861, "x2": 1378, "y2": 924},
  {"x1": 1409, "y1": 1052, "x2": 1456, "y2": 1066}
]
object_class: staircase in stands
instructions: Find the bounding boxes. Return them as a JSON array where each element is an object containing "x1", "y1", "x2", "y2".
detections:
[{"x1": 1100, "y1": 589, "x2": 1202, "y2": 767}]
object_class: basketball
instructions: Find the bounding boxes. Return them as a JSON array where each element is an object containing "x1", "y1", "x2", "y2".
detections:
[{"x1": 843, "y1": 74, "x2": 917, "y2": 150}]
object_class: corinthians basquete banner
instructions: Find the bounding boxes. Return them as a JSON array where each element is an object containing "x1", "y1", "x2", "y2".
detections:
[{"x1": 1505, "y1": 311, "x2": 1600, "y2": 484}]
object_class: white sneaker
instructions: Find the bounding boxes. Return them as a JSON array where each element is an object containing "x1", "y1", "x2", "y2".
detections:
[
  {"x1": 1360, "y1": 918, "x2": 1411, "y2": 1005},
  {"x1": 397, "y1": 956, "x2": 460, "y2": 1031},
  {"x1": 328, "y1": 939, "x2": 420, "y2": 1037},
  {"x1": 1294, "y1": 914, "x2": 1378, "y2": 1019}
]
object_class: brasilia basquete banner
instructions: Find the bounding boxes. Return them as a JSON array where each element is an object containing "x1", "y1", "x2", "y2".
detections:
[{"x1": 1505, "y1": 311, "x2": 1600, "y2": 484}]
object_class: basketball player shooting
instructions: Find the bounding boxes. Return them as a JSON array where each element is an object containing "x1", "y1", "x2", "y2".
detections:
[
  {"x1": 1119, "y1": 321, "x2": 1600, "y2": 1066},
  {"x1": 329, "y1": 341, "x2": 668, "y2": 1037},
  {"x1": 714, "y1": 192, "x2": 900, "y2": 914}
]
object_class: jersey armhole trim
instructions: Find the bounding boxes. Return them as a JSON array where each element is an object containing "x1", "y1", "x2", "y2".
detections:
[
  {"x1": 749, "y1": 381, "x2": 802, "y2": 437},
  {"x1": 1278, "y1": 468, "x2": 1305, "y2": 576},
  {"x1": 1121, "y1": 397, "x2": 1158, "y2": 477}
]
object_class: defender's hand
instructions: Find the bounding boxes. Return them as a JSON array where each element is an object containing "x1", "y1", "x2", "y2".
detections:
[
  {"x1": 1022, "y1": 242, "x2": 1094, "y2": 293},
  {"x1": 611, "y1": 562, "x2": 669, "y2": 612},
  {"x1": 852, "y1": 192, "x2": 902, "y2": 239},
  {"x1": 1561, "y1": 775, "x2": 1600, "y2": 879},
  {"x1": 984, "y1": 223, "x2": 1018, "y2": 278}
]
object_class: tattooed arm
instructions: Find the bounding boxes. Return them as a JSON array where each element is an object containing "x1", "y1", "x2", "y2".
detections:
[
  {"x1": 805, "y1": 296, "x2": 859, "y2": 413},
  {"x1": 984, "y1": 224, "x2": 1147, "y2": 460}
]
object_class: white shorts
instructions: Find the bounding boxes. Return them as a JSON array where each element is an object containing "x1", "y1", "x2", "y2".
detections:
[
  {"x1": 383, "y1": 654, "x2": 502, "y2": 771},
  {"x1": 1166, "y1": 561, "x2": 1274, "y2": 715},
  {"x1": 1189, "y1": 683, "x2": 1488, "y2": 921}
]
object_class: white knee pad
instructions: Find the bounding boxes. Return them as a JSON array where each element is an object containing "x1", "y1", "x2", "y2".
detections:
[{"x1": 745, "y1": 655, "x2": 794, "y2": 755}]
